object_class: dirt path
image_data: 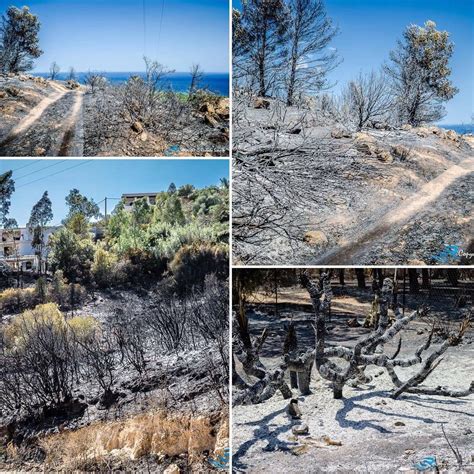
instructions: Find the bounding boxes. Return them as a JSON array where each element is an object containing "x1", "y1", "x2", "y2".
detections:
[
  {"x1": 0, "y1": 85, "x2": 85, "y2": 157},
  {"x1": 315, "y1": 158, "x2": 474, "y2": 264}
]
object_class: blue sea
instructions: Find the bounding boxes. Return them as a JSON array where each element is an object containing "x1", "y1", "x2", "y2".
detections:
[
  {"x1": 439, "y1": 123, "x2": 474, "y2": 135},
  {"x1": 33, "y1": 71, "x2": 229, "y2": 96}
]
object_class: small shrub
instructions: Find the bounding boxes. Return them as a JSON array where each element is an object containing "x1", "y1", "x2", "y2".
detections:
[
  {"x1": 0, "y1": 287, "x2": 36, "y2": 314},
  {"x1": 92, "y1": 245, "x2": 118, "y2": 288},
  {"x1": 3, "y1": 303, "x2": 64, "y2": 350}
]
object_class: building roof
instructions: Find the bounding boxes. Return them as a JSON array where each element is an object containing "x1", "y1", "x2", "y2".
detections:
[{"x1": 121, "y1": 193, "x2": 159, "y2": 198}]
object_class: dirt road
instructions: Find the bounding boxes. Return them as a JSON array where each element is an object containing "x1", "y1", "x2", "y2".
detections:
[
  {"x1": 314, "y1": 158, "x2": 474, "y2": 264},
  {"x1": 0, "y1": 84, "x2": 84, "y2": 157}
]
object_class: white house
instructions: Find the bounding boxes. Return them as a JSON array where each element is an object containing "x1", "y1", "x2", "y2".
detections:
[
  {"x1": 121, "y1": 193, "x2": 158, "y2": 211},
  {"x1": 0, "y1": 226, "x2": 58, "y2": 272}
]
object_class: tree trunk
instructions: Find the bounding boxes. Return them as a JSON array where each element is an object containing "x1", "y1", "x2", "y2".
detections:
[
  {"x1": 333, "y1": 383, "x2": 343, "y2": 399},
  {"x1": 355, "y1": 269, "x2": 366, "y2": 289},
  {"x1": 421, "y1": 269, "x2": 430, "y2": 289},
  {"x1": 338, "y1": 269, "x2": 345, "y2": 286},
  {"x1": 446, "y1": 269, "x2": 459, "y2": 287},
  {"x1": 408, "y1": 269, "x2": 419, "y2": 294}
]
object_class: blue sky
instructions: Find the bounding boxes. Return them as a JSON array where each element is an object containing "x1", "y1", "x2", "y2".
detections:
[
  {"x1": 235, "y1": 0, "x2": 473, "y2": 124},
  {"x1": 0, "y1": 159, "x2": 229, "y2": 226},
  {"x1": 6, "y1": 0, "x2": 229, "y2": 72}
]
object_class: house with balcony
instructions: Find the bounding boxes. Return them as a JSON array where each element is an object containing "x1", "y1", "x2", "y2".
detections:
[
  {"x1": 121, "y1": 193, "x2": 158, "y2": 211},
  {"x1": 0, "y1": 226, "x2": 58, "y2": 273}
]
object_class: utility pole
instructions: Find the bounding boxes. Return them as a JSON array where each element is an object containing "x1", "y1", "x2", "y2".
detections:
[{"x1": 105, "y1": 197, "x2": 108, "y2": 223}]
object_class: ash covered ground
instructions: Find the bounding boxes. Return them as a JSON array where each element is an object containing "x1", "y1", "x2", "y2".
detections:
[
  {"x1": 232, "y1": 99, "x2": 473, "y2": 265},
  {"x1": 233, "y1": 281, "x2": 474, "y2": 473}
]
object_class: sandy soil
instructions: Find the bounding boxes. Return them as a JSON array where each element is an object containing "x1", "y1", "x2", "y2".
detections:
[{"x1": 233, "y1": 285, "x2": 474, "y2": 473}]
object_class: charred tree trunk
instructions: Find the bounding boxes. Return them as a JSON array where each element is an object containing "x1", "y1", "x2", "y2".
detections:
[
  {"x1": 446, "y1": 269, "x2": 459, "y2": 287},
  {"x1": 421, "y1": 268, "x2": 430, "y2": 289},
  {"x1": 355, "y1": 269, "x2": 366, "y2": 289},
  {"x1": 408, "y1": 269, "x2": 419, "y2": 294},
  {"x1": 338, "y1": 269, "x2": 345, "y2": 286}
]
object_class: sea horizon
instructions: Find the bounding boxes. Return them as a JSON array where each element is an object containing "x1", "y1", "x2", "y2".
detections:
[
  {"x1": 438, "y1": 123, "x2": 474, "y2": 135},
  {"x1": 31, "y1": 71, "x2": 230, "y2": 96}
]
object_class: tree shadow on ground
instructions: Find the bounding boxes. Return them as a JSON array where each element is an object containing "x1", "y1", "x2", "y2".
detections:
[
  {"x1": 402, "y1": 394, "x2": 474, "y2": 418},
  {"x1": 233, "y1": 406, "x2": 297, "y2": 472},
  {"x1": 335, "y1": 390, "x2": 443, "y2": 434}
]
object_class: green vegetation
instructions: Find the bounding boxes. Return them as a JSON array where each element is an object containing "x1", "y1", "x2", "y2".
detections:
[{"x1": 48, "y1": 182, "x2": 228, "y2": 291}]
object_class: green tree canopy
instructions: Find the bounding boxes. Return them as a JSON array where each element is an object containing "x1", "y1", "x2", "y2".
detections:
[
  {"x1": 0, "y1": 6, "x2": 43, "y2": 73},
  {"x1": 385, "y1": 20, "x2": 458, "y2": 125}
]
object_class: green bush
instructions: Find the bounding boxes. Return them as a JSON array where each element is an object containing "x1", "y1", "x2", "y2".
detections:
[
  {"x1": 169, "y1": 243, "x2": 228, "y2": 292},
  {"x1": 0, "y1": 287, "x2": 36, "y2": 314}
]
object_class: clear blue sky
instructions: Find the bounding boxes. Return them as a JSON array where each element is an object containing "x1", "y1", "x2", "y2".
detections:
[
  {"x1": 235, "y1": 0, "x2": 473, "y2": 124},
  {"x1": 0, "y1": 159, "x2": 229, "y2": 226},
  {"x1": 6, "y1": 0, "x2": 229, "y2": 72}
]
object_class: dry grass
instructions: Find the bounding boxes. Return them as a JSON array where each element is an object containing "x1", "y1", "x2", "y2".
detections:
[{"x1": 39, "y1": 409, "x2": 228, "y2": 471}]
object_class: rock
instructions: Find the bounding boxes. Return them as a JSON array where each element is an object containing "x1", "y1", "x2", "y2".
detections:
[
  {"x1": 303, "y1": 231, "x2": 328, "y2": 246},
  {"x1": 374, "y1": 147, "x2": 393, "y2": 162},
  {"x1": 331, "y1": 128, "x2": 351, "y2": 139},
  {"x1": 292, "y1": 423, "x2": 309, "y2": 436},
  {"x1": 400, "y1": 124, "x2": 412, "y2": 131},
  {"x1": 254, "y1": 98, "x2": 270, "y2": 109},
  {"x1": 0, "y1": 90, "x2": 6, "y2": 99},
  {"x1": 416, "y1": 127, "x2": 431, "y2": 137},
  {"x1": 288, "y1": 127, "x2": 302, "y2": 134},
  {"x1": 140, "y1": 132, "x2": 148, "y2": 142},
  {"x1": 33, "y1": 146, "x2": 46, "y2": 156},
  {"x1": 164, "y1": 464, "x2": 180, "y2": 474},
  {"x1": 199, "y1": 102, "x2": 215, "y2": 114},
  {"x1": 446, "y1": 130, "x2": 458, "y2": 142},
  {"x1": 463, "y1": 428, "x2": 472, "y2": 435},
  {"x1": 131, "y1": 121, "x2": 144, "y2": 133},
  {"x1": 204, "y1": 113, "x2": 219, "y2": 127},
  {"x1": 394, "y1": 421, "x2": 406, "y2": 426},
  {"x1": 391, "y1": 145, "x2": 411, "y2": 161},
  {"x1": 5, "y1": 86, "x2": 20, "y2": 97},
  {"x1": 288, "y1": 399, "x2": 302, "y2": 419},
  {"x1": 65, "y1": 79, "x2": 80, "y2": 89},
  {"x1": 215, "y1": 98, "x2": 230, "y2": 119}
]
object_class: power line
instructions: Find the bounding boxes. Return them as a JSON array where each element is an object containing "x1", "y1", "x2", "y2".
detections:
[
  {"x1": 15, "y1": 160, "x2": 67, "y2": 181},
  {"x1": 157, "y1": 0, "x2": 165, "y2": 57},
  {"x1": 10, "y1": 161, "x2": 40, "y2": 173},
  {"x1": 16, "y1": 161, "x2": 94, "y2": 189},
  {"x1": 143, "y1": 0, "x2": 147, "y2": 56}
]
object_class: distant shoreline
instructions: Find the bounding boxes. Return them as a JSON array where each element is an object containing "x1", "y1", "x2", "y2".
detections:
[
  {"x1": 31, "y1": 71, "x2": 230, "y2": 96},
  {"x1": 438, "y1": 123, "x2": 474, "y2": 135}
]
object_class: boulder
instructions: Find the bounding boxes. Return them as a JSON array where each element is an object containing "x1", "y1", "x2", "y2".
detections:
[
  {"x1": 390, "y1": 144, "x2": 411, "y2": 161},
  {"x1": 33, "y1": 146, "x2": 46, "y2": 156},
  {"x1": 215, "y1": 98, "x2": 230, "y2": 119},
  {"x1": 292, "y1": 423, "x2": 309, "y2": 436},
  {"x1": 303, "y1": 231, "x2": 328, "y2": 246},
  {"x1": 0, "y1": 90, "x2": 7, "y2": 99},
  {"x1": 374, "y1": 147, "x2": 393, "y2": 162},
  {"x1": 331, "y1": 128, "x2": 351, "y2": 139},
  {"x1": 445, "y1": 130, "x2": 458, "y2": 142},
  {"x1": 5, "y1": 86, "x2": 20, "y2": 97},
  {"x1": 131, "y1": 121, "x2": 144, "y2": 133},
  {"x1": 204, "y1": 113, "x2": 219, "y2": 128},
  {"x1": 65, "y1": 80, "x2": 80, "y2": 90},
  {"x1": 254, "y1": 98, "x2": 270, "y2": 109},
  {"x1": 199, "y1": 102, "x2": 215, "y2": 115},
  {"x1": 164, "y1": 464, "x2": 180, "y2": 474},
  {"x1": 400, "y1": 124, "x2": 412, "y2": 131}
]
